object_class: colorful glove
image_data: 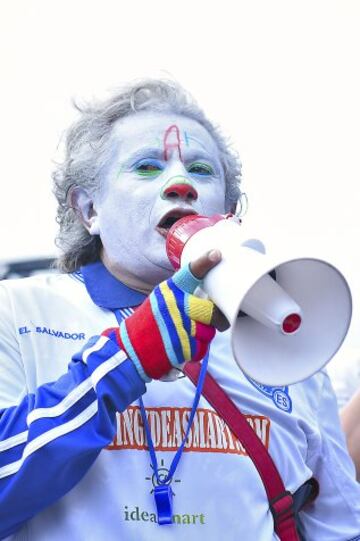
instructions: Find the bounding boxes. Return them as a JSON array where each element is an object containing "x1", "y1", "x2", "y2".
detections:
[{"x1": 103, "y1": 265, "x2": 216, "y2": 381}]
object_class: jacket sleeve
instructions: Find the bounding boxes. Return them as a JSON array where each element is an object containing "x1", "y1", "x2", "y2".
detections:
[
  {"x1": 300, "y1": 371, "x2": 360, "y2": 541},
  {"x1": 0, "y1": 331, "x2": 146, "y2": 539}
]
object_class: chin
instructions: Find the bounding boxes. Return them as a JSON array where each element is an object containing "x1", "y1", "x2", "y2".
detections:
[
  {"x1": 144, "y1": 240, "x2": 174, "y2": 271},
  {"x1": 147, "y1": 263, "x2": 174, "y2": 286},
  {"x1": 128, "y1": 239, "x2": 176, "y2": 286},
  {"x1": 138, "y1": 254, "x2": 172, "y2": 284}
]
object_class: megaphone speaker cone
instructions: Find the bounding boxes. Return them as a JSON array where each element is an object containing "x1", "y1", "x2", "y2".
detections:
[
  {"x1": 232, "y1": 259, "x2": 352, "y2": 386},
  {"x1": 166, "y1": 214, "x2": 352, "y2": 387}
]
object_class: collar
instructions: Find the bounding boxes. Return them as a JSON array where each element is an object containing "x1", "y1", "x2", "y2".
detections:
[{"x1": 80, "y1": 261, "x2": 147, "y2": 309}]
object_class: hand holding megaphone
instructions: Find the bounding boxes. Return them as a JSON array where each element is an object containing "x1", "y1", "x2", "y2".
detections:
[
  {"x1": 189, "y1": 249, "x2": 230, "y2": 332},
  {"x1": 166, "y1": 214, "x2": 352, "y2": 386}
]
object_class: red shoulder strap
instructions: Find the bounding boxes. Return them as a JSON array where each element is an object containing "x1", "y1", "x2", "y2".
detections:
[{"x1": 184, "y1": 362, "x2": 300, "y2": 541}]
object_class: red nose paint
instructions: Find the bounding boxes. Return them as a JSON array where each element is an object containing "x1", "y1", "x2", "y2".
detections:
[
  {"x1": 282, "y1": 313, "x2": 302, "y2": 334},
  {"x1": 163, "y1": 183, "x2": 198, "y2": 200},
  {"x1": 163, "y1": 125, "x2": 182, "y2": 161}
]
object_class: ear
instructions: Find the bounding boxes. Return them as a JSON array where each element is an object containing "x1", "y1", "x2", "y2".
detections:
[{"x1": 67, "y1": 186, "x2": 100, "y2": 236}]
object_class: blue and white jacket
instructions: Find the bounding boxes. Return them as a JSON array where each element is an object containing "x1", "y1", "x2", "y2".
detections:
[{"x1": 0, "y1": 262, "x2": 359, "y2": 541}]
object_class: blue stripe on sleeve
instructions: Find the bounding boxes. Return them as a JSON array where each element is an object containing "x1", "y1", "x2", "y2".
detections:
[
  {"x1": 0, "y1": 335, "x2": 146, "y2": 538},
  {"x1": 0, "y1": 438, "x2": 26, "y2": 470}
]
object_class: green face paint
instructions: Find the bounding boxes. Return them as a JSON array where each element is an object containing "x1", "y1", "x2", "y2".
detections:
[
  {"x1": 135, "y1": 162, "x2": 162, "y2": 178},
  {"x1": 187, "y1": 162, "x2": 214, "y2": 176},
  {"x1": 120, "y1": 158, "x2": 164, "y2": 179}
]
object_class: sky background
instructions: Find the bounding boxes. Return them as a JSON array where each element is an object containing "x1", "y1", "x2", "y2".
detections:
[{"x1": 0, "y1": 0, "x2": 359, "y2": 359}]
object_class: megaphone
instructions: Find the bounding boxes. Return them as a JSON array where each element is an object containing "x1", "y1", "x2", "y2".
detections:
[{"x1": 166, "y1": 214, "x2": 352, "y2": 386}]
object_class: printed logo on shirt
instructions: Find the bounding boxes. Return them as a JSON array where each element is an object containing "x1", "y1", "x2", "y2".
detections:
[
  {"x1": 145, "y1": 458, "x2": 182, "y2": 492},
  {"x1": 107, "y1": 405, "x2": 270, "y2": 454},
  {"x1": 245, "y1": 375, "x2": 293, "y2": 413},
  {"x1": 123, "y1": 504, "x2": 206, "y2": 526},
  {"x1": 18, "y1": 325, "x2": 86, "y2": 341}
]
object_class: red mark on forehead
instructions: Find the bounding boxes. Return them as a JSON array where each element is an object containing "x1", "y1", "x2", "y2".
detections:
[{"x1": 163, "y1": 125, "x2": 183, "y2": 162}]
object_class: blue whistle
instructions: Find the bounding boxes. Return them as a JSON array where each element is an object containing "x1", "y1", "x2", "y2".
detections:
[{"x1": 154, "y1": 484, "x2": 174, "y2": 525}]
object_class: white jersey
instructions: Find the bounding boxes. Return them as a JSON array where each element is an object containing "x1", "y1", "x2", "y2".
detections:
[{"x1": 0, "y1": 262, "x2": 359, "y2": 541}]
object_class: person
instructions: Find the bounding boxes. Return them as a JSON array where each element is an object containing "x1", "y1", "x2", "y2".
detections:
[
  {"x1": 328, "y1": 347, "x2": 360, "y2": 409},
  {"x1": 341, "y1": 386, "x2": 360, "y2": 481},
  {"x1": 327, "y1": 347, "x2": 360, "y2": 481},
  {"x1": 0, "y1": 78, "x2": 359, "y2": 541}
]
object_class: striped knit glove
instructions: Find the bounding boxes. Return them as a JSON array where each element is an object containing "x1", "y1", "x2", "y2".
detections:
[{"x1": 103, "y1": 265, "x2": 216, "y2": 381}]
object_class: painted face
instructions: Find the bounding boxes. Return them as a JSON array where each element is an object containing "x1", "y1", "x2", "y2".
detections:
[{"x1": 93, "y1": 111, "x2": 227, "y2": 287}]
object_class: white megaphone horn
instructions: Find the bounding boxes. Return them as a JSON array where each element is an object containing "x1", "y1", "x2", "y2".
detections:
[{"x1": 166, "y1": 214, "x2": 352, "y2": 386}]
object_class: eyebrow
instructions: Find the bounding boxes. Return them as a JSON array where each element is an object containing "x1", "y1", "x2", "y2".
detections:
[
  {"x1": 123, "y1": 147, "x2": 219, "y2": 164},
  {"x1": 122, "y1": 147, "x2": 163, "y2": 166},
  {"x1": 182, "y1": 149, "x2": 218, "y2": 164},
  {"x1": 181, "y1": 149, "x2": 223, "y2": 176}
]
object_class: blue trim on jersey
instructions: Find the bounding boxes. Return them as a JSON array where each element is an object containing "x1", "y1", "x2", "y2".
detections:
[
  {"x1": 0, "y1": 435, "x2": 27, "y2": 469},
  {"x1": 71, "y1": 270, "x2": 84, "y2": 284},
  {"x1": 244, "y1": 374, "x2": 293, "y2": 413},
  {"x1": 81, "y1": 261, "x2": 147, "y2": 309}
]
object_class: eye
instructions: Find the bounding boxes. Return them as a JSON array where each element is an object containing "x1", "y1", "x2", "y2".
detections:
[
  {"x1": 134, "y1": 159, "x2": 163, "y2": 177},
  {"x1": 187, "y1": 162, "x2": 214, "y2": 176}
]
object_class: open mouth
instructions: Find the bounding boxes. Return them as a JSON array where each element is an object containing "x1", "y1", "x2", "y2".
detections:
[{"x1": 156, "y1": 209, "x2": 197, "y2": 238}]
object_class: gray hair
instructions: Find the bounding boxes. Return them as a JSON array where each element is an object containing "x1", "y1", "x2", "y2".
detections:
[{"x1": 53, "y1": 78, "x2": 242, "y2": 272}]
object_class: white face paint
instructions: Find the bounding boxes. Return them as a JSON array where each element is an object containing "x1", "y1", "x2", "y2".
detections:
[{"x1": 93, "y1": 111, "x2": 227, "y2": 289}]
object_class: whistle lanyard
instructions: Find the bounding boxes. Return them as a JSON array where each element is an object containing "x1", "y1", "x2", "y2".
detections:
[{"x1": 113, "y1": 308, "x2": 209, "y2": 525}]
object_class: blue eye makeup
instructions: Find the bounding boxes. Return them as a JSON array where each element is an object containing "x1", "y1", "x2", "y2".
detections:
[
  {"x1": 133, "y1": 158, "x2": 163, "y2": 177},
  {"x1": 187, "y1": 162, "x2": 215, "y2": 176}
]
